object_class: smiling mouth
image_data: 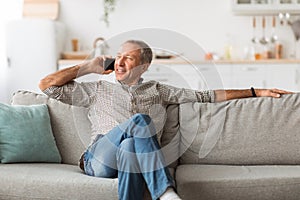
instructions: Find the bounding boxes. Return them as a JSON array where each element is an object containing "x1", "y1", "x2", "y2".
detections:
[{"x1": 116, "y1": 68, "x2": 126, "y2": 73}]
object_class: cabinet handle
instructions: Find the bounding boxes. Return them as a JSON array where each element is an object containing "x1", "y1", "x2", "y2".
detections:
[
  {"x1": 7, "y1": 57, "x2": 11, "y2": 68},
  {"x1": 241, "y1": 67, "x2": 258, "y2": 71},
  {"x1": 263, "y1": 80, "x2": 266, "y2": 88},
  {"x1": 198, "y1": 67, "x2": 209, "y2": 71},
  {"x1": 296, "y1": 69, "x2": 299, "y2": 85}
]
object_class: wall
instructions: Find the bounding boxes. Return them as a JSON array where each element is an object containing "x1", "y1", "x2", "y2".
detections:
[
  {"x1": 0, "y1": 1, "x2": 23, "y2": 103},
  {"x1": 59, "y1": 0, "x2": 297, "y2": 59}
]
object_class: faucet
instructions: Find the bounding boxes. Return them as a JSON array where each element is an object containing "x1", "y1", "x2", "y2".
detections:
[{"x1": 93, "y1": 37, "x2": 109, "y2": 57}]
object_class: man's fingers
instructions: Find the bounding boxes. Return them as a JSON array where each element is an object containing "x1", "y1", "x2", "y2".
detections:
[
  {"x1": 270, "y1": 91, "x2": 281, "y2": 98},
  {"x1": 271, "y1": 88, "x2": 294, "y2": 94},
  {"x1": 102, "y1": 70, "x2": 113, "y2": 74}
]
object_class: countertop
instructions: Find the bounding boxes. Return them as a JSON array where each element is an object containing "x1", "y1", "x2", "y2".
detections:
[{"x1": 58, "y1": 58, "x2": 300, "y2": 65}]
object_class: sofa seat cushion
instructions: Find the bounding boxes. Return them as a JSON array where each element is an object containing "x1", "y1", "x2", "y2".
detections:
[
  {"x1": 0, "y1": 163, "x2": 118, "y2": 200},
  {"x1": 176, "y1": 164, "x2": 300, "y2": 200},
  {"x1": 0, "y1": 164, "x2": 175, "y2": 200}
]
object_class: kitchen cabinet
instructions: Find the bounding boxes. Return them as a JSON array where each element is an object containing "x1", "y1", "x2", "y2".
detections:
[
  {"x1": 266, "y1": 64, "x2": 299, "y2": 92},
  {"x1": 215, "y1": 64, "x2": 233, "y2": 89},
  {"x1": 143, "y1": 64, "x2": 180, "y2": 86},
  {"x1": 232, "y1": 0, "x2": 300, "y2": 15},
  {"x1": 229, "y1": 63, "x2": 300, "y2": 91},
  {"x1": 143, "y1": 64, "x2": 198, "y2": 89},
  {"x1": 231, "y1": 64, "x2": 268, "y2": 89},
  {"x1": 143, "y1": 63, "x2": 232, "y2": 90}
]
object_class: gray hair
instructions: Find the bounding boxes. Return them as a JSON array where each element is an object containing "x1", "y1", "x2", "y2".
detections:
[{"x1": 123, "y1": 40, "x2": 153, "y2": 64}]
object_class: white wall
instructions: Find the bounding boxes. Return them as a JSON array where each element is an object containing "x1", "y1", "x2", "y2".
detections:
[{"x1": 59, "y1": 0, "x2": 296, "y2": 59}]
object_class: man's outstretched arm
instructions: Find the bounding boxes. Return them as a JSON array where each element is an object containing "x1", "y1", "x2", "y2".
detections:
[{"x1": 214, "y1": 88, "x2": 294, "y2": 102}]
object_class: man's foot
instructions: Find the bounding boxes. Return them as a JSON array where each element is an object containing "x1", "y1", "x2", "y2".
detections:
[{"x1": 160, "y1": 187, "x2": 182, "y2": 200}]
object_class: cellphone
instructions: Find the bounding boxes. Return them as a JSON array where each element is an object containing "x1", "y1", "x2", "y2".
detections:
[{"x1": 103, "y1": 58, "x2": 115, "y2": 71}]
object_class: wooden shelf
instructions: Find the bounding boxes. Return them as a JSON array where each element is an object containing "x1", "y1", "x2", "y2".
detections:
[{"x1": 58, "y1": 58, "x2": 300, "y2": 66}]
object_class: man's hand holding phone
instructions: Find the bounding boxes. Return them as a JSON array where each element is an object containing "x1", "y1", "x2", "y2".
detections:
[{"x1": 89, "y1": 56, "x2": 114, "y2": 74}]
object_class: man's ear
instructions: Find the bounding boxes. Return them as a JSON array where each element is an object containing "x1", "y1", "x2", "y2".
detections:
[{"x1": 142, "y1": 64, "x2": 149, "y2": 72}]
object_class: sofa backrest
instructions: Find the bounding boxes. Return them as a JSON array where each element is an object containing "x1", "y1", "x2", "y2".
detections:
[
  {"x1": 12, "y1": 90, "x2": 91, "y2": 165},
  {"x1": 179, "y1": 93, "x2": 300, "y2": 165},
  {"x1": 11, "y1": 90, "x2": 181, "y2": 167},
  {"x1": 161, "y1": 104, "x2": 180, "y2": 168}
]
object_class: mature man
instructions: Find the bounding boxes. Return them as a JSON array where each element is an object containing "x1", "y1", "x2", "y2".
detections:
[{"x1": 39, "y1": 40, "x2": 291, "y2": 200}]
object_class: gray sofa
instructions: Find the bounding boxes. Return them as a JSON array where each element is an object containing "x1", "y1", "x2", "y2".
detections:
[{"x1": 1, "y1": 90, "x2": 300, "y2": 200}]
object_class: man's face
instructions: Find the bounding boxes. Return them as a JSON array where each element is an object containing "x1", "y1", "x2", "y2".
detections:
[{"x1": 114, "y1": 42, "x2": 146, "y2": 85}]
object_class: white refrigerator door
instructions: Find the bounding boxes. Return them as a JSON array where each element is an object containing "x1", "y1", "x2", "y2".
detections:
[{"x1": 6, "y1": 19, "x2": 65, "y2": 97}]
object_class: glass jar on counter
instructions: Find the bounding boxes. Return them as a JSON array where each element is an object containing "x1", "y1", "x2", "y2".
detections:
[
  {"x1": 253, "y1": 43, "x2": 263, "y2": 60},
  {"x1": 275, "y1": 42, "x2": 283, "y2": 59},
  {"x1": 262, "y1": 44, "x2": 273, "y2": 59}
]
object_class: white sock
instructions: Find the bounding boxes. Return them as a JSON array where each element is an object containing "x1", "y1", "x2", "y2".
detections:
[{"x1": 159, "y1": 187, "x2": 182, "y2": 200}]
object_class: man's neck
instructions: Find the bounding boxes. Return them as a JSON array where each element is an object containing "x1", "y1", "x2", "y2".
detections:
[{"x1": 118, "y1": 78, "x2": 143, "y2": 86}]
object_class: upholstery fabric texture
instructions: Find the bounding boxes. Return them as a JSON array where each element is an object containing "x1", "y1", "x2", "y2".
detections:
[
  {"x1": 179, "y1": 93, "x2": 300, "y2": 165},
  {"x1": 11, "y1": 90, "x2": 91, "y2": 165},
  {"x1": 176, "y1": 164, "x2": 300, "y2": 200},
  {"x1": 0, "y1": 163, "x2": 118, "y2": 200},
  {"x1": 161, "y1": 104, "x2": 180, "y2": 168},
  {"x1": 0, "y1": 103, "x2": 61, "y2": 163}
]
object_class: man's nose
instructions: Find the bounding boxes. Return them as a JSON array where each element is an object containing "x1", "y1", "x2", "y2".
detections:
[{"x1": 116, "y1": 56, "x2": 125, "y2": 65}]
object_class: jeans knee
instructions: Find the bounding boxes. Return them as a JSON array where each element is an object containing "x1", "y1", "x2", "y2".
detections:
[
  {"x1": 119, "y1": 138, "x2": 135, "y2": 152},
  {"x1": 131, "y1": 113, "x2": 152, "y2": 127}
]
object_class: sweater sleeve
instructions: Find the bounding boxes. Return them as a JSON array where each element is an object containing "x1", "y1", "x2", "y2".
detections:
[
  {"x1": 157, "y1": 82, "x2": 215, "y2": 104},
  {"x1": 42, "y1": 81, "x2": 98, "y2": 107}
]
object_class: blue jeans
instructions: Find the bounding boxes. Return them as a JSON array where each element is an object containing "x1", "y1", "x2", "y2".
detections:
[{"x1": 83, "y1": 113, "x2": 174, "y2": 200}]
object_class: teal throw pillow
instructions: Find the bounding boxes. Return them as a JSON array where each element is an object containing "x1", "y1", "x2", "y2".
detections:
[{"x1": 0, "y1": 103, "x2": 61, "y2": 163}]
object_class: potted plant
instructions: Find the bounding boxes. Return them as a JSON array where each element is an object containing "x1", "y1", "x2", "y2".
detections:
[{"x1": 102, "y1": 0, "x2": 116, "y2": 27}]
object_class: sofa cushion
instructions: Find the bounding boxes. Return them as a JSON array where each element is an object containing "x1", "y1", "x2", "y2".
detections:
[
  {"x1": 161, "y1": 104, "x2": 180, "y2": 168},
  {"x1": 179, "y1": 93, "x2": 300, "y2": 165},
  {"x1": 176, "y1": 164, "x2": 300, "y2": 200},
  {"x1": 0, "y1": 163, "x2": 118, "y2": 200},
  {"x1": 0, "y1": 163, "x2": 174, "y2": 200},
  {"x1": 0, "y1": 103, "x2": 61, "y2": 163},
  {"x1": 11, "y1": 90, "x2": 91, "y2": 165}
]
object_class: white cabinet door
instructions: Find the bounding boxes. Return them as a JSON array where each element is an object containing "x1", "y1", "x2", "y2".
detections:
[
  {"x1": 267, "y1": 64, "x2": 299, "y2": 92},
  {"x1": 143, "y1": 64, "x2": 190, "y2": 88},
  {"x1": 171, "y1": 64, "x2": 207, "y2": 90},
  {"x1": 193, "y1": 64, "x2": 225, "y2": 90},
  {"x1": 231, "y1": 64, "x2": 268, "y2": 89},
  {"x1": 170, "y1": 64, "x2": 227, "y2": 90},
  {"x1": 144, "y1": 63, "x2": 232, "y2": 90},
  {"x1": 215, "y1": 64, "x2": 232, "y2": 89},
  {"x1": 170, "y1": 64, "x2": 232, "y2": 90},
  {"x1": 143, "y1": 64, "x2": 205, "y2": 90}
]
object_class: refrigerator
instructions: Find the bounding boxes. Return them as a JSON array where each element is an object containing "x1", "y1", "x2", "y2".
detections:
[{"x1": 5, "y1": 19, "x2": 66, "y2": 100}]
